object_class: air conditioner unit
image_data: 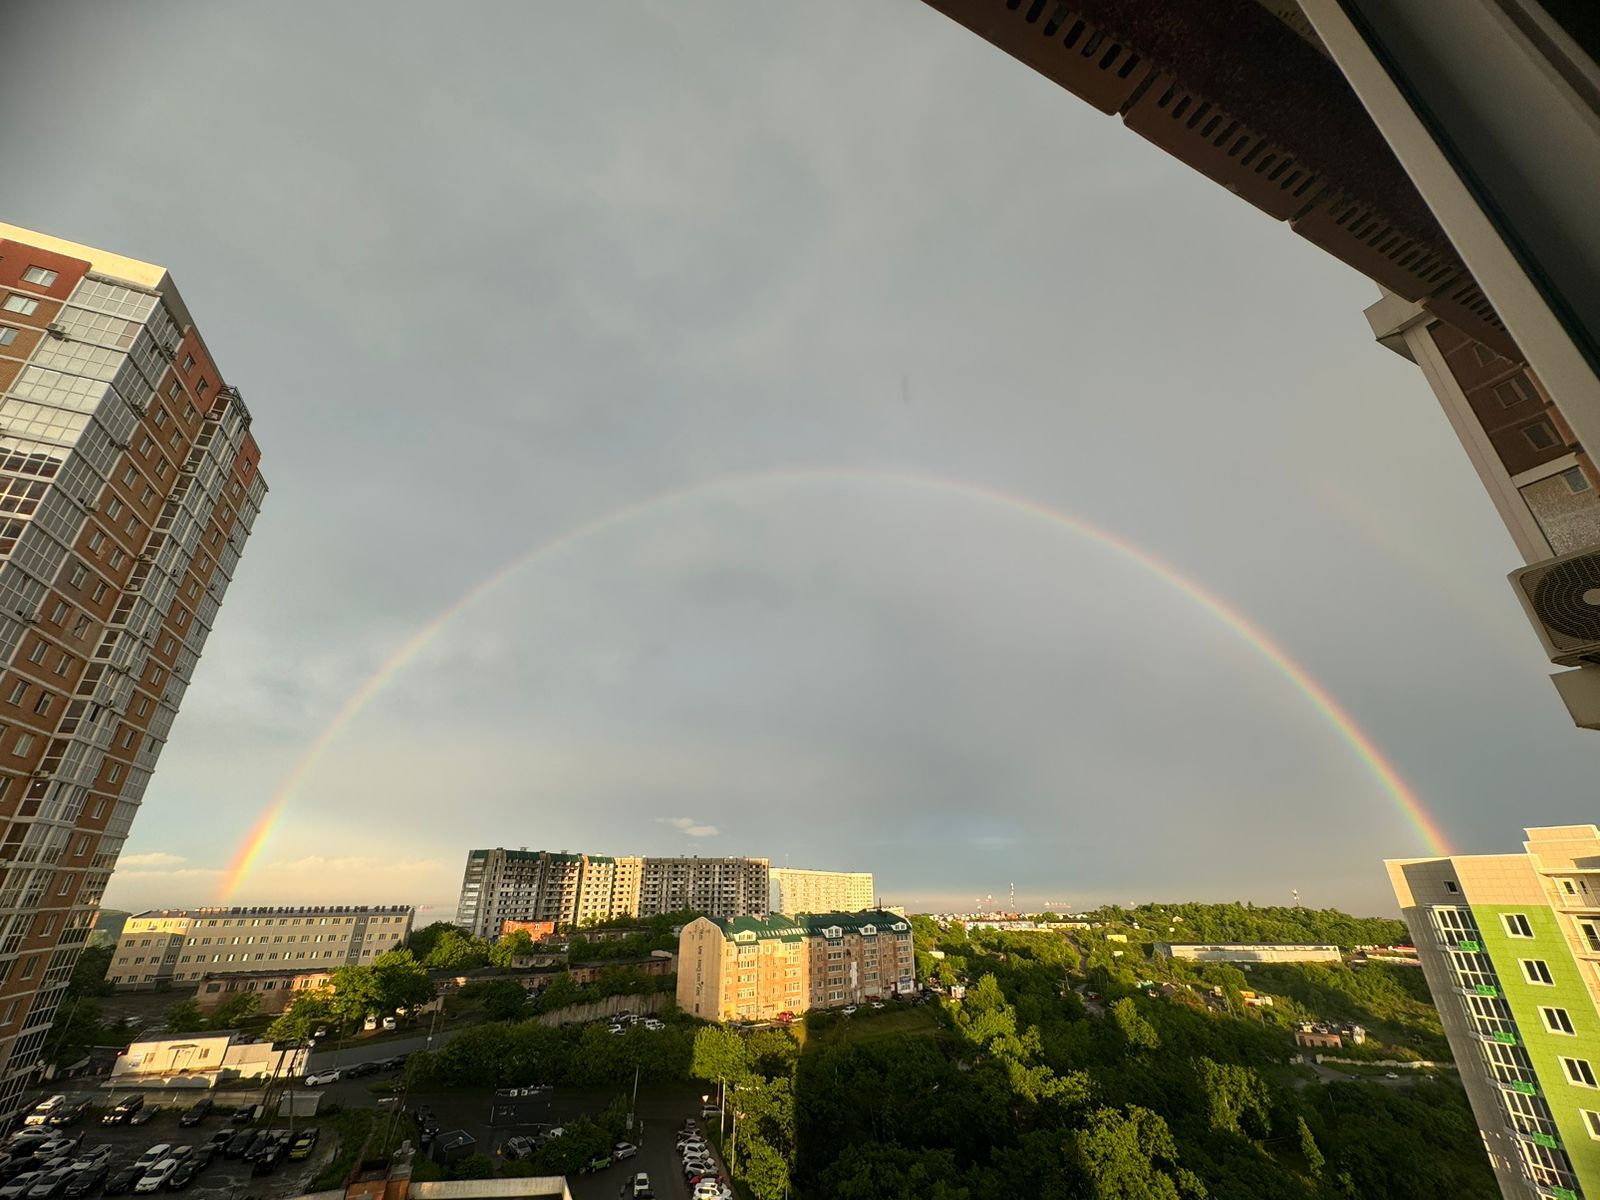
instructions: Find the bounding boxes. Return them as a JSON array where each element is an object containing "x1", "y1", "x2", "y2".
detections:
[
  {"x1": 44, "y1": 323, "x2": 66, "y2": 339},
  {"x1": 1511, "y1": 546, "x2": 1600, "y2": 666}
]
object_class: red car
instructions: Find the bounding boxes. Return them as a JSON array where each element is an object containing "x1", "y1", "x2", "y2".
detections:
[{"x1": 774, "y1": 1012, "x2": 795, "y2": 1025}]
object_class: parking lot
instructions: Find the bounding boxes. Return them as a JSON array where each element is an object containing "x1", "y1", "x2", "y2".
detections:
[{"x1": 6, "y1": 1095, "x2": 332, "y2": 1200}]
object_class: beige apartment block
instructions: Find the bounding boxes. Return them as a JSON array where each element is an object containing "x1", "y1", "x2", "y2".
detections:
[
  {"x1": 769, "y1": 867, "x2": 874, "y2": 915},
  {"x1": 107, "y1": 905, "x2": 413, "y2": 989},
  {"x1": 678, "y1": 910, "x2": 915, "y2": 1023}
]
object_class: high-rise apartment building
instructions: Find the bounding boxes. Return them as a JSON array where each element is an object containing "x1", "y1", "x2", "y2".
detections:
[
  {"x1": 0, "y1": 226, "x2": 264, "y2": 1121},
  {"x1": 769, "y1": 867, "x2": 874, "y2": 915},
  {"x1": 456, "y1": 848, "x2": 769, "y2": 934},
  {"x1": 106, "y1": 904, "x2": 413, "y2": 989},
  {"x1": 454, "y1": 848, "x2": 624, "y2": 938},
  {"x1": 677, "y1": 909, "x2": 916, "y2": 1023},
  {"x1": 632, "y1": 855, "x2": 768, "y2": 920},
  {"x1": 1389, "y1": 826, "x2": 1600, "y2": 1199}
]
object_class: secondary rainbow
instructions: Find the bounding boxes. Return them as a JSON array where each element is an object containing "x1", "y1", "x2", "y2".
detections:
[{"x1": 217, "y1": 468, "x2": 1448, "y2": 898}]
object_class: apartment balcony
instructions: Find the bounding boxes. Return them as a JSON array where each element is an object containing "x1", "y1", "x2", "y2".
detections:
[
  {"x1": 1508, "y1": 1124, "x2": 1564, "y2": 1151},
  {"x1": 1526, "y1": 1175, "x2": 1579, "y2": 1200},
  {"x1": 1473, "y1": 1029, "x2": 1521, "y2": 1047},
  {"x1": 1492, "y1": 1077, "x2": 1542, "y2": 1098}
]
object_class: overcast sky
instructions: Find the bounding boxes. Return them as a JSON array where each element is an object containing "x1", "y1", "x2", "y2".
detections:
[{"x1": 3, "y1": 2, "x2": 1591, "y2": 921}]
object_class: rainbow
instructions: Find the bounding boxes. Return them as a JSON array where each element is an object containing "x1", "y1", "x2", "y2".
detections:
[{"x1": 217, "y1": 468, "x2": 1448, "y2": 898}]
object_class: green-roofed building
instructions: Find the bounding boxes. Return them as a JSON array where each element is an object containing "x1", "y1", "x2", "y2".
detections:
[{"x1": 678, "y1": 908, "x2": 915, "y2": 1022}]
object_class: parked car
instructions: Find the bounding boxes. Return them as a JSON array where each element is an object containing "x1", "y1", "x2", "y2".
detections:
[
  {"x1": 871, "y1": 1001, "x2": 885, "y2": 1009},
  {"x1": 22, "y1": 1101, "x2": 65, "y2": 1129},
  {"x1": 304, "y1": 1070, "x2": 340, "y2": 1087},
  {"x1": 378, "y1": 1055, "x2": 407, "y2": 1071},
  {"x1": 774, "y1": 1011, "x2": 795, "y2": 1024},
  {"x1": 133, "y1": 1161, "x2": 177, "y2": 1194},
  {"x1": 204, "y1": 1132, "x2": 231, "y2": 1152},
  {"x1": 693, "y1": 1184, "x2": 732, "y2": 1200},
  {"x1": 129, "y1": 1149, "x2": 169, "y2": 1176},
  {"x1": 699, "y1": 1103, "x2": 719, "y2": 1119},
  {"x1": 228, "y1": 1106, "x2": 254, "y2": 1127},
  {"x1": 102, "y1": 1099, "x2": 144, "y2": 1126},
  {"x1": 580, "y1": 1153, "x2": 611, "y2": 1173},
  {"x1": 28, "y1": 1166, "x2": 80, "y2": 1200},
  {"x1": 311, "y1": 1026, "x2": 328, "y2": 1039},
  {"x1": 222, "y1": 1131, "x2": 257, "y2": 1160},
  {"x1": 642, "y1": 1018, "x2": 663, "y2": 1031},
  {"x1": 127, "y1": 1107, "x2": 160, "y2": 1128},
  {"x1": 250, "y1": 1145, "x2": 282, "y2": 1176},
  {"x1": 841, "y1": 1005, "x2": 858, "y2": 1016},
  {"x1": 60, "y1": 1162, "x2": 105, "y2": 1198},
  {"x1": 361, "y1": 1017, "x2": 377, "y2": 1032},
  {"x1": 286, "y1": 1129, "x2": 319, "y2": 1162},
  {"x1": 380, "y1": 1017, "x2": 396, "y2": 1032},
  {"x1": 613, "y1": 1142, "x2": 637, "y2": 1161},
  {"x1": 44, "y1": 1103, "x2": 87, "y2": 1129},
  {"x1": 343, "y1": 1062, "x2": 378, "y2": 1079},
  {"x1": 101, "y1": 1166, "x2": 141, "y2": 1197},
  {"x1": 631, "y1": 1174, "x2": 653, "y2": 1199},
  {"x1": 0, "y1": 1174, "x2": 42, "y2": 1200},
  {"x1": 177, "y1": 1100, "x2": 211, "y2": 1128},
  {"x1": 164, "y1": 1159, "x2": 202, "y2": 1191}
]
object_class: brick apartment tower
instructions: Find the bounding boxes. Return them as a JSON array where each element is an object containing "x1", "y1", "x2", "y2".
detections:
[{"x1": 0, "y1": 224, "x2": 265, "y2": 1120}]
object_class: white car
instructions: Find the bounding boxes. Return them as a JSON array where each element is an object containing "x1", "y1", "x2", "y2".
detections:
[
  {"x1": 643, "y1": 1018, "x2": 663, "y2": 1030},
  {"x1": 693, "y1": 1184, "x2": 732, "y2": 1200},
  {"x1": 381, "y1": 1017, "x2": 397, "y2": 1031},
  {"x1": 871, "y1": 1001, "x2": 885, "y2": 1009},
  {"x1": 304, "y1": 1070, "x2": 341, "y2": 1086},
  {"x1": 841, "y1": 1005, "x2": 858, "y2": 1016},
  {"x1": 130, "y1": 1146, "x2": 170, "y2": 1173},
  {"x1": 133, "y1": 1161, "x2": 177, "y2": 1194},
  {"x1": 1384, "y1": 1072, "x2": 1400, "y2": 1079},
  {"x1": 631, "y1": 1173, "x2": 653, "y2": 1198},
  {"x1": 613, "y1": 1142, "x2": 638, "y2": 1161}
]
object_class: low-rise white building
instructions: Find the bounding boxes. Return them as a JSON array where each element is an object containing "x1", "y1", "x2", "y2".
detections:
[{"x1": 111, "y1": 1032, "x2": 306, "y2": 1087}]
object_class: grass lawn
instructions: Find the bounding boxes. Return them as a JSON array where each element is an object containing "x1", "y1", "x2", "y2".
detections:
[{"x1": 800, "y1": 1005, "x2": 941, "y2": 1049}]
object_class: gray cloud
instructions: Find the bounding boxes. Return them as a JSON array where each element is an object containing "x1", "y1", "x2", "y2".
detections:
[{"x1": 3, "y1": 1, "x2": 1586, "y2": 920}]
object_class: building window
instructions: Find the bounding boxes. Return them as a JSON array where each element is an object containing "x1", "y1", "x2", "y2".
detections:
[
  {"x1": 2, "y1": 296, "x2": 39, "y2": 316},
  {"x1": 1541, "y1": 1007, "x2": 1576, "y2": 1035},
  {"x1": 1524, "y1": 421, "x2": 1561, "y2": 451},
  {"x1": 1503, "y1": 913, "x2": 1534, "y2": 939},
  {"x1": 1516, "y1": 960, "x2": 1555, "y2": 985},
  {"x1": 1583, "y1": 1110, "x2": 1600, "y2": 1140},
  {"x1": 6, "y1": 682, "x2": 24, "y2": 706},
  {"x1": 182, "y1": 355, "x2": 194, "y2": 372},
  {"x1": 12, "y1": 734, "x2": 33, "y2": 757},
  {"x1": 31, "y1": 693, "x2": 49, "y2": 716},
  {"x1": 0, "y1": 328, "x2": 16, "y2": 347},
  {"x1": 1444, "y1": 881, "x2": 1459, "y2": 894},
  {"x1": 1562, "y1": 466, "x2": 1592, "y2": 494},
  {"x1": 1564, "y1": 1057, "x2": 1598, "y2": 1088},
  {"x1": 21, "y1": 268, "x2": 57, "y2": 287},
  {"x1": 1494, "y1": 374, "x2": 1537, "y2": 407}
]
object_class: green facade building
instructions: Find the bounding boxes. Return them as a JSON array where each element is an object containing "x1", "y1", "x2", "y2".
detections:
[{"x1": 1391, "y1": 826, "x2": 1600, "y2": 1199}]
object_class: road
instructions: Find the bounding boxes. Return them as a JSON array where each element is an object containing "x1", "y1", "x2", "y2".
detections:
[{"x1": 305, "y1": 1026, "x2": 460, "y2": 1072}]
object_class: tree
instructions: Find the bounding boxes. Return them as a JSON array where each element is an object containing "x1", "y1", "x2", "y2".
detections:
[
  {"x1": 42, "y1": 998, "x2": 102, "y2": 1067},
  {"x1": 488, "y1": 930, "x2": 534, "y2": 968},
  {"x1": 1298, "y1": 1115, "x2": 1324, "y2": 1179},
  {"x1": 406, "y1": 921, "x2": 459, "y2": 960},
  {"x1": 68, "y1": 945, "x2": 114, "y2": 997},
  {"x1": 691, "y1": 1026, "x2": 749, "y2": 1087},
  {"x1": 423, "y1": 930, "x2": 489, "y2": 970},
  {"x1": 1110, "y1": 998, "x2": 1160, "y2": 1053},
  {"x1": 371, "y1": 950, "x2": 434, "y2": 1012},
  {"x1": 266, "y1": 990, "x2": 335, "y2": 1042},
  {"x1": 1193, "y1": 1058, "x2": 1271, "y2": 1140},
  {"x1": 208, "y1": 992, "x2": 261, "y2": 1030},
  {"x1": 479, "y1": 980, "x2": 528, "y2": 1022},
  {"x1": 1070, "y1": 1106, "x2": 1206, "y2": 1200},
  {"x1": 163, "y1": 998, "x2": 204, "y2": 1033}
]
